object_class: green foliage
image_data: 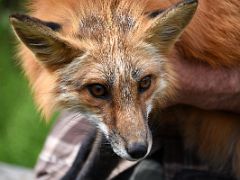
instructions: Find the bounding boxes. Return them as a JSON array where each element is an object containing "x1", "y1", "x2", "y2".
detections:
[{"x1": 0, "y1": 10, "x2": 54, "y2": 168}]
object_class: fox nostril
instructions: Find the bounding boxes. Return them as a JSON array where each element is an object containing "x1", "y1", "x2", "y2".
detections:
[{"x1": 127, "y1": 142, "x2": 148, "y2": 159}]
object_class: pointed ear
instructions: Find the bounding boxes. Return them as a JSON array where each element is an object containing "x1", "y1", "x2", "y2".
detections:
[
  {"x1": 146, "y1": 0, "x2": 198, "y2": 54},
  {"x1": 10, "y1": 14, "x2": 83, "y2": 70}
]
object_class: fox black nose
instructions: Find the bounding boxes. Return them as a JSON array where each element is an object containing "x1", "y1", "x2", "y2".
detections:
[{"x1": 127, "y1": 143, "x2": 148, "y2": 159}]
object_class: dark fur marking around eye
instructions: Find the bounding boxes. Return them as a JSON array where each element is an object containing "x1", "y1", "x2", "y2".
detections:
[{"x1": 131, "y1": 69, "x2": 141, "y2": 80}]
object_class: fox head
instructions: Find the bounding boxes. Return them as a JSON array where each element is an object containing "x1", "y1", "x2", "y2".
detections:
[{"x1": 10, "y1": 0, "x2": 198, "y2": 160}]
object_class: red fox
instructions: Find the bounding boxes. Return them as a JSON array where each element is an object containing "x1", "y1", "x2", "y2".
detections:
[{"x1": 10, "y1": 0, "x2": 240, "y2": 177}]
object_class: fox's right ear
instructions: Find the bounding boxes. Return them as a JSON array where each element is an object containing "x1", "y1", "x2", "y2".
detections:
[
  {"x1": 10, "y1": 14, "x2": 83, "y2": 70},
  {"x1": 146, "y1": 0, "x2": 198, "y2": 54}
]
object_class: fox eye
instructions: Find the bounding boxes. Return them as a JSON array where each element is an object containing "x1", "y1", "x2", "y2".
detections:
[
  {"x1": 138, "y1": 75, "x2": 152, "y2": 93},
  {"x1": 87, "y1": 84, "x2": 109, "y2": 99}
]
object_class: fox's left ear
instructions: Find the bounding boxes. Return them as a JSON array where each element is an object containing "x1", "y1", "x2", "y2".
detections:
[
  {"x1": 146, "y1": 0, "x2": 198, "y2": 54},
  {"x1": 10, "y1": 14, "x2": 83, "y2": 70}
]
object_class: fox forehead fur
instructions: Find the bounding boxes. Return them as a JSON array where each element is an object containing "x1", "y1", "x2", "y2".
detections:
[{"x1": 54, "y1": 0, "x2": 168, "y2": 111}]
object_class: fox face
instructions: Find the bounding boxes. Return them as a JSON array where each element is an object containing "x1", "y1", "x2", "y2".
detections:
[
  {"x1": 56, "y1": 41, "x2": 165, "y2": 160},
  {"x1": 10, "y1": 0, "x2": 198, "y2": 160}
]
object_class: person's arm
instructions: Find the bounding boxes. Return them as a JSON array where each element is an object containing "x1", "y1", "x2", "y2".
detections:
[
  {"x1": 170, "y1": 54, "x2": 240, "y2": 113},
  {"x1": 34, "y1": 111, "x2": 96, "y2": 179}
]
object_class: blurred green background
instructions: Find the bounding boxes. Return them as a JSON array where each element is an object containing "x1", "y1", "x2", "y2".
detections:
[{"x1": 0, "y1": 1, "x2": 54, "y2": 168}]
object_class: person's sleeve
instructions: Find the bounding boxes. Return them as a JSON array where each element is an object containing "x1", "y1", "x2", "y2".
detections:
[{"x1": 34, "y1": 111, "x2": 95, "y2": 180}]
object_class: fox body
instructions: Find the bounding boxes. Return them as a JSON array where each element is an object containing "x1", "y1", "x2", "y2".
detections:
[{"x1": 10, "y1": 0, "x2": 240, "y2": 177}]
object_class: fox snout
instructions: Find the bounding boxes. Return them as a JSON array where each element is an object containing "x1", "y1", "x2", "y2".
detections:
[
  {"x1": 104, "y1": 106, "x2": 153, "y2": 161},
  {"x1": 109, "y1": 127, "x2": 152, "y2": 161}
]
